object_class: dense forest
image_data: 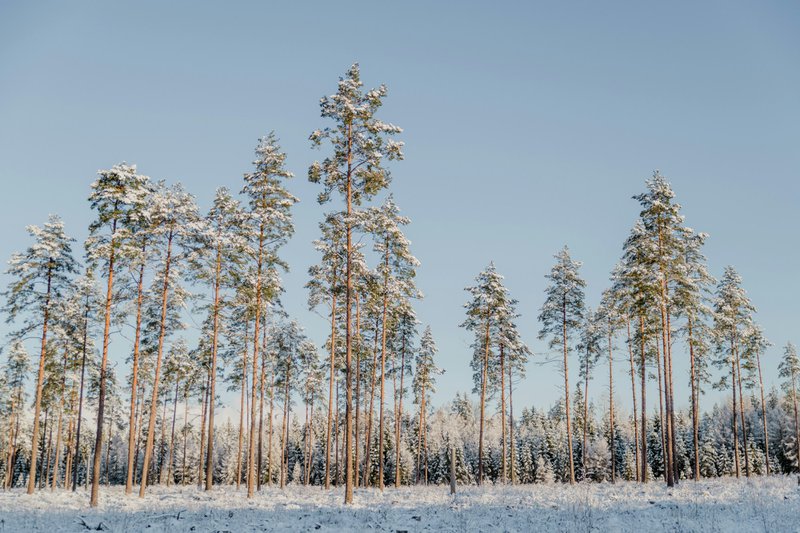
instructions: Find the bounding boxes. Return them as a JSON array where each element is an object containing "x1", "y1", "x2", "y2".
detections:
[{"x1": 1, "y1": 64, "x2": 799, "y2": 509}]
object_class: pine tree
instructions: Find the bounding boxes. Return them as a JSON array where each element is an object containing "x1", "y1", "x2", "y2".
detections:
[
  {"x1": 192, "y1": 187, "x2": 247, "y2": 490},
  {"x1": 137, "y1": 182, "x2": 201, "y2": 497},
  {"x1": 3, "y1": 215, "x2": 78, "y2": 495},
  {"x1": 462, "y1": 263, "x2": 510, "y2": 485},
  {"x1": 86, "y1": 163, "x2": 150, "y2": 505},
  {"x1": 412, "y1": 326, "x2": 441, "y2": 484},
  {"x1": 363, "y1": 198, "x2": 418, "y2": 489},
  {"x1": 1, "y1": 341, "x2": 31, "y2": 488},
  {"x1": 309, "y1": 63, "x2": 403, "y2": 504},
  {"x1": 712, "y1": 266, "x2": 756, "y2": 478},
  {"x1": 241, "y1": 134, "x2": 297, "y2": 498},
  {"x1": 742, "y1": 324, "x2": 772, "y2": 474},
  {"x1": 538, "y1": 247, "x2": 585, "y2": 484},
  {"x1": 671, "y1": 229, "x2": 714, "y2": 480}
]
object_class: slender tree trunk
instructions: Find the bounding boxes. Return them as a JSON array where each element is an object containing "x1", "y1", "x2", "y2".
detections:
[
  {"x1": 378, "y1": 245, "x2": 390, "y2": 490},
  {"x1": 41, "y1": 411, "x2": 51, "y2": 489},
  {"x1": 688, "y1": 316, "x2": 700, "y2": 480},
  {"x1": 791, "y1": 369, "x2": 800, "y2": 472},
  {"x1": 205, "y1": 244, "x2": 222, "y2": 490},
  {"x1": 508, "y1": 359, "x2": 516, "y2": 485},
  {"x1": 236, "y1": 320, "x2": 249, "y2": 489},
  {"x1": 583, "y1": 349, "x2": 590, "y2": 478},
  {"x1": 500, "y1": 342, "x2": 507, "y2": 483},
  {"x1": 731, "y1": 350, "x2": 741, "y2": 478},
  {"x1": 28, "y1": 266, "x2": 53, "y2": 495},
  {"x1": 354, "y1": 294, "x2": 361, "y2": 488},
  {"x1": 181, "y1": 391, "x2": 188, "y2": 485},
  {"x1": 324, "y1": 283, "x2": 337, "y2": 489},
  {"x1": 343, "y1": 120, "x2": 355, "y2": 505},
  {"x1": 267, "y1": 361, "x2": 275, "y2": 486},
  {"x1": 395, "y1": 330, "x2": 407, "y2": 488},
  {"x1": 608, "y1": 327, "x2": 616, "y2": 483},
  {"x1": 416, "y1": 384, "x2": 425, "y2": 484},
  {"x1": 478, "y1": 311, "x2": 491, "y2": 486},
  {"x1": 166, "y1": 379, "x2": 180, "y2": 486},
  {"x1": 247, "y1": 227, "x2": 265, "y2": 499},
  {"x1": 51, "y1": 348, "x2": 69, "y2": 490},
  {"x1": 755, "y1": 347, "x2": 770, "y2": 475},
  {"x1": 197, "y1": 372, "x2": 209, "y2": 487},
  {"x1": 138, "y1": 230, "x2": 174, "y2": 498},
  {"x1": 656, "y1": 339, "x2": 667, "y2": 480},
  {"x1": 734, "y1": 342, "x2": 751, "y2": 477},
  {"x1": 563, "y1": 300, "x2": 576, "y2": 484},
  {"x1": 126, "y1": 245, "x2": 147, "y2": 494},
  {"x1": 91, "y1": 218, "x2": 118, "y2": 506},
  {"x1": 626, "y1": 320, "x2": 640, "y2": 481},
  {"x1": 257, "y1": 332, "x2": 266, "y2": 491},
  {"x1": 280, "y1": 363, "x2": 291, "y2": 488},
  {"x1": 639, "y1": 316, "x2": 647, "y2": 483},
  {"x1": 363, "y1": 316, "x2": 380, "y2": 487},
  {"x1": 104, "y1": 403, "x2": 113, "y2": 485}
]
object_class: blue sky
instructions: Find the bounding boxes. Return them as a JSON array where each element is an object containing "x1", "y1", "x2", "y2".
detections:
[{"x1": 1, "y1": 1, "x2": 798, "y2": 415}]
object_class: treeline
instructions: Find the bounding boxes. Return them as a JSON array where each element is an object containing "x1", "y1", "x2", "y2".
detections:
[{"x1": 1, "y1": 64, "x2": 800, "y2": 509}]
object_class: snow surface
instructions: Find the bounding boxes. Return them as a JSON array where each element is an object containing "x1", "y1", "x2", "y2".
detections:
[{"x1": 1, "y1": 477, "x2": 799, "y2": 532}]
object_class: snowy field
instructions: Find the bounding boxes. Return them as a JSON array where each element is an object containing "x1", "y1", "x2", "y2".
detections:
[{"x1": 1, "y1": 477, "x2": 799, "y2": 532}]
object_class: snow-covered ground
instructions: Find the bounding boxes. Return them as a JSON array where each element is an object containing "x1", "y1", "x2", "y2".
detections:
[{"x1": 1, "y1": 477, "x2": 798, "y2": 532}]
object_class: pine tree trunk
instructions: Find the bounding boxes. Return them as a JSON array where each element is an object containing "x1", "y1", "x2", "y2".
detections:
[
  {"x1": 734, "y1": 342, "x2": 751, "y2": 477},
  {"x1": 91, "y1": 218, "x2": 117, "y2": 506},
  {"x1": 755, "y1": 347, "x2": 770, "y2": 474},
  {"x1": 731, "y1": 350, "x2": 741, "y2": 478},
  {"x1": 280, "y1": 362, "x2": 291, "y2": 488},
  {"x1": 28, "y1": 265, "x2": 53, "y2": 495},
  {"x1": 656, "y1": 339, "x2": 667, "y2": 480},
  {"x1": 166, "y1": 379, "x2": 180, "y2": 486},
  {"x1": 508, "y1": 360, "x2": 516, "y2": 485},
  {"x1": 563, "y1": 299, "x2": 576, "y2": 484},
  {"x1": 138, "y1": 230, "x2": 174, "y2": 498},
  {"x1": 500, "y1": 342, "x2": 507, "y2": 484},
  {"x1": 626, "y1": 320, "x2": 640, "y2": 482},
  {"x1": 478, "y1": 311, "x2": 491, "y2": 486},
  {"x1": 688, "y1": 316, "x2": 700, "y2": 480},
  {"x1": 363, "y1": 317, "x2": 380, "y2": 487},
  {"x1": 248, "y1": 227, "x2": 265, "y2": 498},
  {"x1": 791, "y1": 369, "x2": 800, "y2": 472},
  {"x1": 324, "y1": 284, "x2": 337, "y2": 490},
  {"x1": 378, "y1": 245, "x2": 390, "y2": 490},
  {"x1": 608, "y1": 327, "x2": 615, "y2": 483},
  {"x1": 257, "y1": 333, "x2": 266, "y2": 491},
  {"x1": 182, "y1": 391, "x2": 188, "y2": 485},
  {"x1": 354, "y1": 294, "x2": 361, "y2": 488},
  {"x1": 205, "y1": 244, "x2": 222, "y2": 490},
  {"x1": 197, "y1": 371, "x2": 209, "y2": 487},
  {"x1": 51, "y1": 348, "x2": 69, "y2": 490},
  {"x1": 126, "y1": 245, "x2": 147, "y2": 494},
  {"x1": 583, "y1": 350, "x2": 590, "y2": 478},
  {"x1": 639, "y1": 316, "x2": 647, "y2": 483},
  {"x1": 394, "y1": 330, "x2": 407, "y2": 488},
  {"x1": 236, "y1": 321, "x2": 249, "y2": 489},
  {"x1": 343, "y1": 120, "x2": 355, "y2": 505},
  {"x1": 267, "y1": 363, "x2": 275, "y2": 486}
]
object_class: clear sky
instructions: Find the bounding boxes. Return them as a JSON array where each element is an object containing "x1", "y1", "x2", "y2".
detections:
[{"x1": 1, "y1": 1, "x2": 798, "y2": 416}]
